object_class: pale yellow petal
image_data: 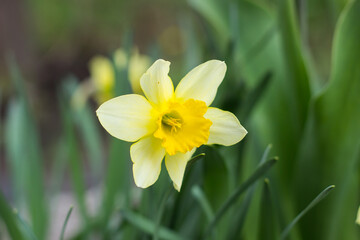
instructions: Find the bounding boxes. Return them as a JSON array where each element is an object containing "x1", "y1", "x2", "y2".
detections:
[
  {"x1": 204, "y1": 107, "x2": 247, "y2": 146},
  {"x1": 356, "y1": 206, "x2": 360, "y2": 225},
  {"x1": 140, "y1": 59, "x2": 174, "y2": 106},
  {"x1": 96, "y1": 94, "x2": 157, "y2": 142},
  {"x1": 165, "y1": 148, "x2": 196, "y2": 191},
  {"x1": 175, "y1": 60, "x2": 226, "y2": 106},
  {"x1": 130, "y1": 136, "x2": 165, "y2": 188}
]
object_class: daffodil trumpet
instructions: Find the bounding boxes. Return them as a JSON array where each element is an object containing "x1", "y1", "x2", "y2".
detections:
[{"x1": 96, "y1": 59, "x2": 247, "y2": 191}]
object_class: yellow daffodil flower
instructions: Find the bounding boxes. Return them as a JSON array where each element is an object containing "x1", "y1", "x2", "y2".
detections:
[{"x1": 96, "y1": 59, "x2": 247, "y2": 191}]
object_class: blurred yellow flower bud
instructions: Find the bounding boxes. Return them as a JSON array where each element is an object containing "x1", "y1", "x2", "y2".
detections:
[
  {"x1": 72, "y1": 48, "x2": 151, "y2": 109},
  {"x1": 128, "y1": 49, "x2": 151, "y2": 95},
  {"x1": 114, "y1": 48, "x2": 128, "y2": 70},
  {"x1": 89, "y1": 56, "x2": 115, "y2": 103},
  {"x1": 356, "y1": 206, "x2": 360, "y2": 225}
]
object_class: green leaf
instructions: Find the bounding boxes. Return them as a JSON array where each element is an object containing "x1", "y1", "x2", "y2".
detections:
[
  {"x1": 188, "y1": 0, "x2": 230, "y2": 51},
  {"x1": 121, "y1": 210, "x2": 186, "y2": 240},
  {"x1": 203, "y1": 147, "x2": 229, "y2": 211},
  {"x1": 204, "y1": 157, "x2": 278, "y2": 237},
  {"x1": 0, "y1": 191, "x2": 24, "y2": 240},
  {"x1": 187, "y1": 153, "x2": 206, "y2": 168},
  {"x1": 14, "y1": 210, "x2": 39, "y2": 240},
  {"x1": 73, "y1": 104, "x2": 103, "y2": 179},
  {"x1": 276, "y1": 0, "x2": 311, "y2": 182},
  {"x1": 153, "y1": 185, "x2": 174, "y2": 240},
  {"x1": 6, "y1": 57, "x2": 48, "y2": 239},
  {"x1": 60, "y1": 206, "x2": 73, "y2": 240},
  {"x1": 180, "y1": 17, "x2": 202, "y2": 73},
  {"x1": 166, "y1": 154, "x2": 204, "y2": 234},
  {"x1": 100, "y1": 48, "x2": 133, "y2": 228},
  {"x1": 191, "y1": 185, "x2": 214, "y2": 222},
  {"x1": 100, "y1": 139, "x2": 130, "y2": 227},
  {"x1": 49, "y1": 138, "x2": 68, "y2": 196},
  {"x1": 59, "y1": 80, "x2": 88, "y2": 223},
  {"x1": 258, "y1": 179, "x2": 278, "y2": 240},
  {"x1": 239, "y1": 72, "x2": 272, "y2": 122},
  {"x1": 294, "y1": 1, "x2": 360, "y2": 239},
  {"x1": 227, "y1": 145, "x2": 272, "y2": 238},
  {"x1": 281, "y1": 185, "x2": 335, "y2": 239},
  {"x1": 233, "y1": 0, "x2": 275, "y2": 84},
  {"x1": 5, "y1": 100, "x2": 27, "y2": 203},
  {"x1": 278, "y1": 0, "x2": 311, "y2": 124}
]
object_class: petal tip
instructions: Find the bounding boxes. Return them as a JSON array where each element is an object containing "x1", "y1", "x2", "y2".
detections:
[
  {"x1": 173, "y1": 183, "x2": 181, "y2": 192},
  {"x1": 212, "y1": 59, "x2": 226, "y2": 66},
  {"x1": 132, "y1": 163, "x2": 158, "y2": 189},
  {"x1": 153, "y1": 59, "x2": 171, "y2": 67}
]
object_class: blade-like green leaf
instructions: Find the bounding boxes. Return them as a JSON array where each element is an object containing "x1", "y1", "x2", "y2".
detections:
[
  {"x1": 49, "y1": 138, "x2": 68, "y2": 196},
  {"x1": 181, "y1": 17, "x2": 202, "y2": 73},
  {"x1": 73, "y1": 104, "x2": 103, "y2": 180},
  {"x1": 0, "y1": 192, "x2": 24, "y2": 240},
  {"x1": 191, "y1": 185, "x2": 214, "y2": 222},
  {"x1": 60, "y1": 206, "x2": 73, "y2": 240},
  {"x1": 121, "y1": 210, "x2": 185, "y2": 240},
  {"x1": 166, "y1": 153, "x2": 204, "y2": 234},
  {"x1": 5, "y1": 100, "x2": 27, "y2": 204},
  {"x1": 258, "y1": 179, "x2": 278, "y2": 240},
  {"x1": 188, "y1": 0, "x2": 230, "y2": 51},
  {"x1": 278, "y1": 0, "x2": 311, "y2": 124},
  {"x1": 59, "y1": 81, "x2": 88, "y2": 223},
  {"x1": 239, "y1": 72, "x2": 272, "y2": 122},
  {"x1": 294, "y1": 1, "x2": 360, "y2": 239},
  {"x1": 203, "y1": 147, "x2": 228, "y2": 211},
  {"x1": 276, "y1": 0, "x2": 311, "y2": 182},
  {"x1": 187, "y1": 153, "x2": 205, "y2": 169},
  {"x1": 100, "y1": 48, "x2": 133, "y2": 228},
  {"x1": 204, "y1": 157, "x2": 278, "y2": 237},
  {"x1": 6, "y1": 57, "x2": 48, "y2": 239},
  {"x1": 281, "y1": 185, "x2": 335, "y2": 239},
  {"x1": 228, "y1": 145, "x2": 272, "y2": 238},
  {"x1": 100, "y1": 139, "x2": 130, "y2": 226},
  {"x1": 14, "y1": 209, "x2": 38, "y2": 240},
  {"x1": 153, "y1": 186, "x2": 174, "y2": 240}
]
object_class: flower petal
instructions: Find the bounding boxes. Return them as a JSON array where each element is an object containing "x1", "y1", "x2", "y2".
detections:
[
  {"x1": 165, "y1": 148, "x2": 196, "y2": 191},
  {"x1": 140, "y1": 59, "x2": 174, "y2": 106},
  {"x1": 130, "y1": 135, "x2": 165, "y2": 188},
  {"x1": 175, "y1": 60, "x2": 226, "y2": 106},
  {"x1": 96, "y1": 94, "x2": 157, "y2": 142},
  {"x1": 204, "y1": 107, "x2": 247, "y2": 146},
  {"x1": 356, "y1": 206, "x2": 360, "y2": 225}
]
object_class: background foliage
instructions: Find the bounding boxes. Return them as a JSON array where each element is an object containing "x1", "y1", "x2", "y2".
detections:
[{"x1": 0, "y1": 0, "x2": 359, "y2": 239}]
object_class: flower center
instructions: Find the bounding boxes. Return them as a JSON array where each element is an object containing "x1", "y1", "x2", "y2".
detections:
[
  {"x1": 161, "y1": 111, "x2": 183, "y2": 133},
  {"x1": 154, "y1": 99, "x2": 212, "y2": 155}
]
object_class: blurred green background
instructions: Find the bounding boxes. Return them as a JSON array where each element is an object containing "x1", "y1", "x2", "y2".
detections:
[{"x1": 0, "y1": 0, "x2": 359, "y2": 239}]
